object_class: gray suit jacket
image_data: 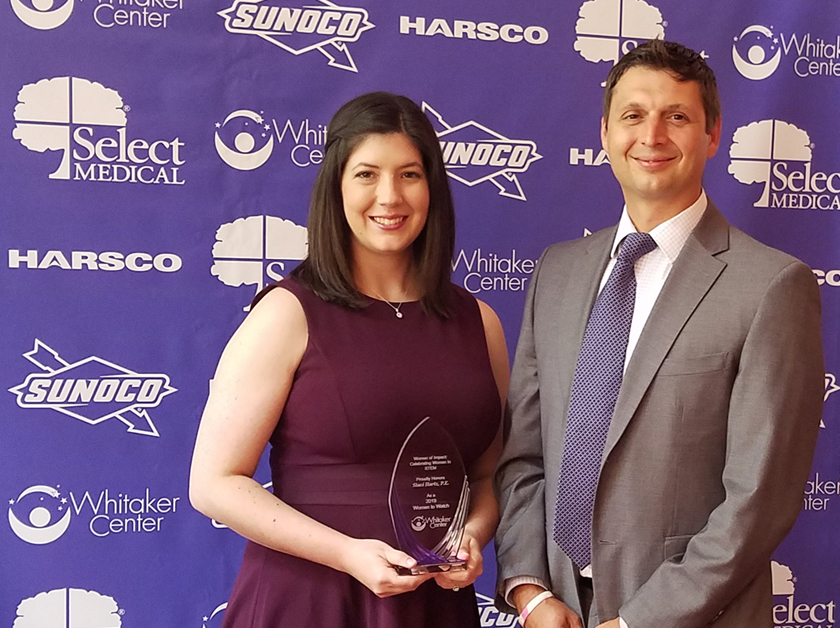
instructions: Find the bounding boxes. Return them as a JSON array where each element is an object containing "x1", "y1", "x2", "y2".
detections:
[{"x1": 494, "y1": 202, "x2": 824, "y2": 627}]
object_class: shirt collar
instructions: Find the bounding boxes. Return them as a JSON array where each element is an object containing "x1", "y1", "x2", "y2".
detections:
[{"x1": 610, "y1": 191, "x2": 708, "y2": 263}]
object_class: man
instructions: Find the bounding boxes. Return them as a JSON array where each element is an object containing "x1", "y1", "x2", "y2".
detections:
[{"x1": 494, "y1": 40, "x2": 824, "y2": 628}]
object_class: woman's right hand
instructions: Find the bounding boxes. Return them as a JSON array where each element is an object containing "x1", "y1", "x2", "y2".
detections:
[{"x1": 340, "y1": 538, "x2": 435, "y2": 597}]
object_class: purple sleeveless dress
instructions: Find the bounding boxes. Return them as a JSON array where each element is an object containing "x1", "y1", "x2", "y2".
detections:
[{"x1": 220, "y1": 277, "x2": 501, "y2": 628}]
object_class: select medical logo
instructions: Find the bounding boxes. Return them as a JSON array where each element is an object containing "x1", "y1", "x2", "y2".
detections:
[
  {"x1": 422, "y1": 103, "x2": 542, "y2": 202},
  {"x1": 215, "y1": 109, "x2": 327, "y2": 170},
  {"x1": 13, "y1": 588, "x2": 123, "y2": 628},
  {"x1": 13, "y1": 76, "x2": 185, "y2": 185},
  {"x1": 218, "y1": 0, "x2": 374, "y2": 73},
  {"x1": 728, "y1": 119, "x2": 840, "y2": 210},
  {"x1": 8, "y1": 339, "x2": 176, "y2": 437},
  {"x1": 574, "y1": 0, "x2": 666, "y2": 72},
  {"x1": 733, "y1": 23, "x2": 840, "y2": 81},
  {"x1": 771, "y1": 561, "x2": 835, "y2": 627},
  {"x1": 211, "y1": 215, "x2": 308, "y2": 309}
]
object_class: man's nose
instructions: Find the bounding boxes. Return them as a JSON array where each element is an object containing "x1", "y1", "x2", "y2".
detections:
[{"x1": 640, "y1": 118, "x2": 667, "y2": 145}]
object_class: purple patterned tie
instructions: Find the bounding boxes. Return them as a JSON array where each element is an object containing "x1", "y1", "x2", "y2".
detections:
[{"x1": 553, "y1": 232, "x2": 657, "y2": 568}]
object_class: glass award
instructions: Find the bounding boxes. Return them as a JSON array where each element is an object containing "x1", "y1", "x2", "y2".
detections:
[{"x1": 388, "y1": 416, "x2": 470, "y2": 575}]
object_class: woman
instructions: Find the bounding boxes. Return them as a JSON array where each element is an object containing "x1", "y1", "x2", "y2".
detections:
[{"x1": 190, "y1": 92, "x2": 509, "y2": 628}]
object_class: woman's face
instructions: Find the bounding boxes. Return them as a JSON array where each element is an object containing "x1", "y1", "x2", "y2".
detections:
[{"x1": 341, "y1": 132, "x2": 430, "y2": 263}]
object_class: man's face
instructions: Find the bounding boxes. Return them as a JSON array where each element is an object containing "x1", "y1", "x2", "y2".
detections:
[{"x1": 601, "y1": 66, "x2": 721, "y2": 212}]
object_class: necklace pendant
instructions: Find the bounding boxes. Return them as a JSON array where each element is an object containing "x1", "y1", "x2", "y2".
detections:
[{"x1": 395, "y1": 311, "x2": 403, "y2": 319}]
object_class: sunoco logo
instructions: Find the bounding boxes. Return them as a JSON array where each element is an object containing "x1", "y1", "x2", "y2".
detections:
[
  {"x1": 13, "y1": 76, "x2": 185, "y2": 184},
  {"x1": 574, "y1": 0, "x2": 666, "y2": 74},
  {"x1": 8, "y1": 340, "x2": 176, "y2": 437},
  {"x1": 9, "y1": 482, "x2": 182, "y2": 542},
  {"x1": 772, "y1": 561, "x2": 835, "y2": 627},
  {"x1": 218, "y1": 0, "x2": 374, "y2": 73},
  {"x1": 422, "y1": 103, "x2": 541, "y2": 201},
  {"x1": 728, "y1": 119, "x2": 840, "y2": 210},
  {"x1": 215, "y1": 109, "x2": 327, "y2": 170},
  {"x1": 733, "y1": 24, "x2": 840, "y2": 81},
  {"x1": 14, "y1": 588, "x2": 123, "y2": 628},
  {"x1": 476, "y1": 593, "x2": 516, "y2": 627},
  {"x1": 212, "y1": 215, "x2": 308, "y2": 309},
  {"x1": 11, "y1": 0, "x2": 74, "y2": 29}
]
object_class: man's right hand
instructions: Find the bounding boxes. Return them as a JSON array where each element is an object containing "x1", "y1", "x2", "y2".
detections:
[{"x1": 512, "y1": 584, "x2": 583, "y2": 628}]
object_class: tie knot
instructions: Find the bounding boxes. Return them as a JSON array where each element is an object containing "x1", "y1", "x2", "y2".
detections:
[{"x1": 617, "y1": 232, "x2": 657, "y2": 265}]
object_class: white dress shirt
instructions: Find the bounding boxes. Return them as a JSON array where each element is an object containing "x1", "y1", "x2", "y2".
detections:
[{"x1": 505, "y1": 193, "x2": 709, "y2": 628}]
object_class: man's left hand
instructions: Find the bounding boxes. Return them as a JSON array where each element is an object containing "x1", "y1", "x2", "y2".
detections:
[{"x1": 595, "y1": 620, "x2": 621, "y2": 628}]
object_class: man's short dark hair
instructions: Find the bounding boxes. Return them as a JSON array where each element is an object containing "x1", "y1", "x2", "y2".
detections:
[{"x1": 603, "y1": 40, "x2": 721, "y2": 133}]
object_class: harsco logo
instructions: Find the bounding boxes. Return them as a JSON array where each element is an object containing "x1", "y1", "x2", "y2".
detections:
[
  {"x1": 11, "y1": 0, "x2": 74, "y2": 30},
  {"x1": 8, "y1": 340, "x2": 176, "y2": 437},
  {"x1": 422, "y1": 103, "x2": 542, "y2": 202},
  {"x1": 12, "y1": 76, "x2": 185, "y2": 185},
  {"x1": 475, "y1": 593, "x2": 516, "y2": 627},
  {"x1": 8, "y1": 249, "x2": 182, "y2": 273},
  {"x1": 574, "y1": 0, "x2": 665, "y2": 73},
  {"x1": 218, "y1": 0, "x2": 374, "y2": 73},
  {"x1": 399, "y1": 16, "x2": 548, "y2": 45},
  {"x1": 728, "y1": 119, "x2": 840, "y2": 210}
]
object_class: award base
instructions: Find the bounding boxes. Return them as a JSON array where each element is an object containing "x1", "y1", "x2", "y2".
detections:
[{"x1": 394, "y1": 560, "x2": 467, "y2": 576}]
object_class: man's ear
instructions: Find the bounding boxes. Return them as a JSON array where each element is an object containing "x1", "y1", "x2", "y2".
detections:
[
  {"x1": 707, "y1": 116, "x2": 722, "y2": 158},
  {"x1": 600, "y1": 116, "x2": 608, "y2": 151}
]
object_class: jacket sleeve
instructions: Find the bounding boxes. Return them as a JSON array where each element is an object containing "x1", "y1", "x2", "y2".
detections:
[{"x1": 493, "y1": 250, "x2": 553, "y2": 614}]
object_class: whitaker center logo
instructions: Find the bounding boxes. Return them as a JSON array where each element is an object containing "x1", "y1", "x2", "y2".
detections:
[
  {"x1": 728, "y1": 119, "x2": 840, "y2": 210},
  {"x1": 12, "y1": 0, "x2": 184, "y2": 30},
  {"x1": 9, "y1": 482, "x2": 182, "y2": 543},
  {"x1": 733, "y1": 24, "x2": 840, "y2": 81},
  {"x1": 218, "y1": 0, "x2": 374, "y2": 73},
  {"x1": 8, "y1": 340, "x2": 176, "y2": 437},
  {"x1": 13, "y1": 76, "x2": 185, "y2": 185}
]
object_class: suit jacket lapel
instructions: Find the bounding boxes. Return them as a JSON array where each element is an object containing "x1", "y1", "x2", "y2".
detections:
[{"x1": 602, "y1": 201, "x2": 731, "y2": 461}]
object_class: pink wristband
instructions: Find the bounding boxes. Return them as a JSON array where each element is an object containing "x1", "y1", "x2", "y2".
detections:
[{"x1": 518, "y1": 590, "x2": 553, "y2": 626}]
